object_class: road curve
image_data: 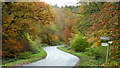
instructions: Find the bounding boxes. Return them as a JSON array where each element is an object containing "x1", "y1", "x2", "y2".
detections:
[{"x1": 24, "y1": 46, "x2": 79, "y2": 66}]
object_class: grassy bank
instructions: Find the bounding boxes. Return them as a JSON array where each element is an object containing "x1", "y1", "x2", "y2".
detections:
[
  {"x1": 2, "y1": 48, "x2": 47, "y2": 67},
  {"x1": 57, "y1": 46, "x2": 104, "y2": 66}
]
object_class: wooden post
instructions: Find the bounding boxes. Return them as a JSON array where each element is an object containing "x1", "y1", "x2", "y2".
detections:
[{"x1": 106, "y1": 46, "x2": 109, "y2": 66}]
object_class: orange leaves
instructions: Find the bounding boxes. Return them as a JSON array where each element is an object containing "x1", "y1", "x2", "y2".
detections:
[
  {"x1": 64, "y1": 28, "x2": 74, "y2": 37},
  {"x1": 98, "y1": 29, "x2": 104, "y2": 33},
  {"x1": 87, "y1": 37, "x2": 98, "y2": 43},
  {"x1": 37, "y1": 2, "x2": 47, "y2": 8},
  {"x1": 52, "y1": 35, "x2": 58, "y2": 41},
  {"x1": 2, "y1": 51, "x2": 17, "y2": 58},
  {"x1": 3, "y1": 15, "x2": 14, "y2": 23},
  {"x1": 87, "y1": 2, "x2": 118, "y2": 38},
  {"x1": 5, "y1": 40, "x2": 23, "y2": 52},
  {"x1": 91, "y1": 40, "x2": 102, "y2": 48},
  {"x1": 103, "y1": 3, "x2": 112, "y2": 9},
  {"x1": 2, "y1": 2, "x2": 56, "y2": 59},
  {"x1": 7, "y1": 30, "x2": 18, "y2": 37},
  {"x1": 2, "y1": 51, "x2": 10, "y2": 57},
  {"x1": 2, "y1": 39, "x2": 23, "y2": 58}
]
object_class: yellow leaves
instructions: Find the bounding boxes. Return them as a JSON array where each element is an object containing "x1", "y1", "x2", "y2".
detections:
[
  {"x1": 2, "y1": 1, "x2": 57, "y2": 59},
  {"x1": 10, "y1": 32, "x2": 18, "y2": 37},
  {"x1": 3, "y1": 39, "x2": 23, "y2": 52},
  {"x1": 91, "y1": 40, "x2": 102, "y2": 48},
  {"x1": 97, "y1": 29, "x2": 106, "y2": 36},
  {"x1": 52, "y1": 35, "x2": 58, "y2": 41},
  {"x1": 103, "y1": 3, "x2": 112, "y2": 8},
  {"x1": 11, "y1": 40, "x2": 23, "y2": 49},
  {"x1": 68, "y1": 38, "x2": 72, "y2": 41},
  {"x1": 99, "y1": 64, "x2": 105, "y2": 66},
  {"x1": 87, "y1": 37, "x2": 98, "y2": 43},
  {"x1": 42, "y1": 21, "x2": 52, "y2": 25},
  {"x1": 3, "y1": 15, "x2": 14, "y2": 23},
  {"x1": 26, "y1": 33, "x2": 32, "y2": 41},
  {"x1": 109, "y1": 61, "x2": 119, "y2": 66},
  {"x1": 22, "y1": 19, "x2": 33, "y2": 25},
  {"x1": 77, "y1": 5, "x2": 85, "y2": 13},
  {"x1": 98, "y1": 29, "x2": 104, "y2": 33}
]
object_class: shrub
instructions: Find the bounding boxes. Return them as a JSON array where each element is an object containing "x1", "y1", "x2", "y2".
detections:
[
  {"x1": 17, "y1": 52, "x2": 31, "y2": 59},
  {"x1": 71, "y1": 34, "x2": 90, "y2": 52},
  {"x1": 41, "y1": 44, "x2": 48, "y2": 47},
  {"x1": 86, "y1": 46, "x2": 107, "y2": 60}
]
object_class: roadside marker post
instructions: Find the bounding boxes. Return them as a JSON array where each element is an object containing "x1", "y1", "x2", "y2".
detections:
[{"x1": 100, "y1": 37, "x2": 112, "y2": 66}]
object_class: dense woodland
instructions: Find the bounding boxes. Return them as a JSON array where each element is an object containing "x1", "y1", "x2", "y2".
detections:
[{"x1": 2, "y1": 2, "x2": 120, "y2": 66}]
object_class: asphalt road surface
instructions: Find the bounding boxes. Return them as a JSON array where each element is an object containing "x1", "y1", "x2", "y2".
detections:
[{"x1": 24, "y1": 46, "x2": 79, "y2": 66}]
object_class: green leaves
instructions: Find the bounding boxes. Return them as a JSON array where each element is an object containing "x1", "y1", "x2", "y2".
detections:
[
  {"x1": 71, "y1": 34, "x2": 90, "y2": 52},
  {"x1": 2, "y1": 2, "x2": 55, "y2": 59}
]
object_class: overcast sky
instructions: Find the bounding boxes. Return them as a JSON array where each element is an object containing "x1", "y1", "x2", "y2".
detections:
[{"x1": 40, "y1": 0, "x2": 79, "y2": 7}]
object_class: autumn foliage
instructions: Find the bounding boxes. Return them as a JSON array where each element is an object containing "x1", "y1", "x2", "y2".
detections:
[
  {"x1": 2, "y1": 2, "x2": 55, "y2": 59},
  {"x1": 72, "y1": 2, "x2": 119, "y2": 66},
  {"x1": 2, "y1": 1, "x2": 119, "y2": 66}
]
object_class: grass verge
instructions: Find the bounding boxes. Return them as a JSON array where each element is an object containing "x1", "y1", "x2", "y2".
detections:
[
  {"x1": 2, "y1": 48, "x2": 47, "y2": 67},
  {"x1": 57, "y1": 46, "x2": 102, "y2": 66}
]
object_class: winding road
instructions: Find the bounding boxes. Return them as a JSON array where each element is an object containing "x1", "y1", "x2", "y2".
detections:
[{"x1": 24, "y1": 46, "x2": 79, "y2": 66}]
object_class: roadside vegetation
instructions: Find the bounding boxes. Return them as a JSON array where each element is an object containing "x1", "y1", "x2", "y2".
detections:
[
  {"x1": 57, "y1": 45, "x2": 107, "y2": 66},
  {"x1": 2, "y1": 1, "x2": 119, "y2": 67},
  {"x1": 56, "y1": 2, "x2": 119, "y2": 66},
  {"x1": 2, "y1": 48, "x2": 46, "y2": 66},
  {"x1": 2, "y1": 2, "x2": 55, "y2": 66}
]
